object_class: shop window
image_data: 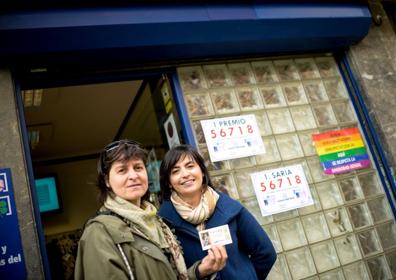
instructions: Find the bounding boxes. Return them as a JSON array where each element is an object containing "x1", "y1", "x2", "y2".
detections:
[{"x1": 176, "y1": 55, "x2": 396, "y2": 279}]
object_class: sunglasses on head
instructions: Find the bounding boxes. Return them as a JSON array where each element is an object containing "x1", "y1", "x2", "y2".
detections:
[{"x1": 104, "y1": 139, "x2": 141, "y2": 153}]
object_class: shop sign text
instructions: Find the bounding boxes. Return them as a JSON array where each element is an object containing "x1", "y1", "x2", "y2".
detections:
[
  {"x1": 0, "y1": 168, "x2": 27, "y2": 280},
  {"x1": 250, "y1": 165, "x2": 313, "y2": 216},
  {"x1": 201, "y1": 114, "x2": 265, "y2": 162},
  {"x1": 312, "y1": 127, "x2": 370, "y2": 175}
]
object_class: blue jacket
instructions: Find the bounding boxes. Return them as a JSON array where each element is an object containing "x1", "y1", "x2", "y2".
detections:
[{"x1": 159, "y1": 192, "x2": 277, "y2": 279}]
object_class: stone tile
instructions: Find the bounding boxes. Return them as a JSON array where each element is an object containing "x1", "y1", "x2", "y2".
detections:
[
  {"x1": 383, "y1": 123, "x2": 396, "y2": 159},
  {"x1": 349, "y1": 3, "x2": 396, "y2": 187}
]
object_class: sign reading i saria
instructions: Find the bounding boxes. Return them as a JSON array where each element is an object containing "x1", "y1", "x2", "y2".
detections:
[
  {"x1": 200, "y1": 114, "x2": 265, "y2": 162},
  {"x1": 250, "y1": 164, "x2": 313, "y2": 216}
]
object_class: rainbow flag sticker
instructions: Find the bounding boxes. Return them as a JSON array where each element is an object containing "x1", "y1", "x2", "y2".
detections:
[{"x1": 312, "y1": 127, "x2": 370, "y2": 175}]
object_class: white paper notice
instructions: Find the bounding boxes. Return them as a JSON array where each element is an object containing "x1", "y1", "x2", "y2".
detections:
[
  {"x1": 164, "y1": 114, "x2": 180, "y2": 149},
  {"x1": 250, "y1": 164, "x2": 313, "y2": 216},
  {"x1": 200, "y1": 114, "x2": 265, "y2": 162},
  {"x1": 199, "y1": 225, "x2": 232, "y2": 251}
]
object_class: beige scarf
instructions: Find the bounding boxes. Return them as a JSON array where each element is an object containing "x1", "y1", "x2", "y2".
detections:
[
  {"x1": 104, "y1": 195, "x2": 188, "y2": 280},
  {"x1": 171, "y1": 186, "x2": 219, "y2": 231}
]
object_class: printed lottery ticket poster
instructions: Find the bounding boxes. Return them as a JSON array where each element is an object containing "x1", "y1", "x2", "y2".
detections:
[
  {"x1": 199, "y1": 225, "x2": 232, "y2": 251},
  {"x1": 200, "y1": 114, "x2": 265, "y2": 162},
  {"x1": 250, "y1": 165, "x2": 313, "y2": 216}
]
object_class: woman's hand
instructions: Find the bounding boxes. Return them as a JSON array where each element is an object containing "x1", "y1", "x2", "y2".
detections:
[{"x1": 197, "y1": 245, "x2": 228, "y2": 278}]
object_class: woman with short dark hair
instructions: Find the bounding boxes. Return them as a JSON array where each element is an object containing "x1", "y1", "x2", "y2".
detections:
[{"x1": 159, "y1": 144, "x2": 277, "y2": 280}]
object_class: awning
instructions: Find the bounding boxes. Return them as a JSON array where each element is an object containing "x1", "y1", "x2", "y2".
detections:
[{"x1": 0, "y1": 2, "x2": 371, "y2": 68}]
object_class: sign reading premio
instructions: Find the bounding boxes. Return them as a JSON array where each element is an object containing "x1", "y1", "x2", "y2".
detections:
[
  {"x1": 201, "y1": 114, "x2": 265, "y2": 162},
  {"x1": 312, "y1": 127, "x2": 370, "y2": 175}
]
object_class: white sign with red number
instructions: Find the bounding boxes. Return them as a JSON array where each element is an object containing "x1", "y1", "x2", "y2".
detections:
[
  {"x1": 200, "y1": 114, "x2": 265, "y2": 162},
  {"x1": 250, "y1": 164, "x2": 313, "y2": 216}
]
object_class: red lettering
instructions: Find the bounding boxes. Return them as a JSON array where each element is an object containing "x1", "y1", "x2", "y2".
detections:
[
  {"x1": 260, "y1": 182, "x2": 266, "y2": 192},
  {"x1": 211, "y1": 129, "x2": 216, "y2": 138}
]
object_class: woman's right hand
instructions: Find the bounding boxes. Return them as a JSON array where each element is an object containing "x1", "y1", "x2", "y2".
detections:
[{"x1": 197, "y1": 245, "x2": 228, "y2": 278}]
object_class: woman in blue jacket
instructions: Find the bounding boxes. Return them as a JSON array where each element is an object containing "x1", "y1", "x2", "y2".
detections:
[{"x1": 159, "y1": 144, "x2": 277, "y2": 279}]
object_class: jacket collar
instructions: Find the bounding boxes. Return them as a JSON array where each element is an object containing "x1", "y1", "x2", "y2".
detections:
[{"x1": 89, "y1": 214, "x2": 135, "y2": 244}]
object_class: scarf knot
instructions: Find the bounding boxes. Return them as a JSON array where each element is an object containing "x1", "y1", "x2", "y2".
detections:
[{"x1": 171, "y1": 186, "x2": 219, "y2": 231}]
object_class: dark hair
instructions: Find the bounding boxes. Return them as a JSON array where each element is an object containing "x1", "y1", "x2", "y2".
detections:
[
  {"x1": 97, "y1": 139, "x2": 149, "y2": 205},
  {"x1": 159, "y1": 144, "x2": 214, "y2": 201}
]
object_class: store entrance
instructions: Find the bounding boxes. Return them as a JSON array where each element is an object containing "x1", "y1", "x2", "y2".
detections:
[{"x1": 22, "y1": 75, "x2": 180, "y2": 279}]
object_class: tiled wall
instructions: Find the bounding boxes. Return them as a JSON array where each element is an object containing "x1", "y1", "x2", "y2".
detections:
[{"x1": 177, "y1": 56, "x2": 396, "y2": 279}]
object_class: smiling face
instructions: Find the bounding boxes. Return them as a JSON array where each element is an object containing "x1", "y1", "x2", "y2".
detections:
[
  {"x1": 169, "y1": 154, "x2": 204, "y2": 206},
  {"x1": 107, "y1": 157, "x2": 148, "y2": 207}
]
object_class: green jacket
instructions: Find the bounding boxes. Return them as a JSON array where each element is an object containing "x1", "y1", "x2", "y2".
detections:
[{"x1": 74, "y1": 214, "x2": 200, "y2": 280}]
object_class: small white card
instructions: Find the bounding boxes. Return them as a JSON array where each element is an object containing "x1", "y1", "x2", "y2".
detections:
[{"x1": 199, "y1": 225, "x2": 232, "y2": 251}]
